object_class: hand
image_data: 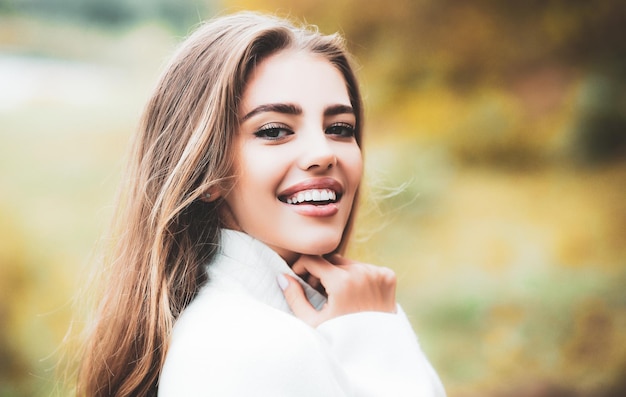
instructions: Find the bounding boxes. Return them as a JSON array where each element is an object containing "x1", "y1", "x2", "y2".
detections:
[{"x1": 278, "y1": 255, "x2": 397, "y2": 327}]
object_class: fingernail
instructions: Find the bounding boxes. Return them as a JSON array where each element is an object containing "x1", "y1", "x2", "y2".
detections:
[{"x1": 276, "y1": 274, "x2": 289, "y2": 291}]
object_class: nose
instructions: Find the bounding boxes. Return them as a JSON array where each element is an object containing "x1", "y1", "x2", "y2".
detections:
[{"x1": 297, "y1": 129, "x2": 337, "y2": 172}]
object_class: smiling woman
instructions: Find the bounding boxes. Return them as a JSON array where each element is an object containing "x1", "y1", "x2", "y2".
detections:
[
  {"x1": 76, "y1": 11, "x2": 445, "y2": 397},
  {"x1": 223, "y1": 51, "x2": 363, "y2": 262}
]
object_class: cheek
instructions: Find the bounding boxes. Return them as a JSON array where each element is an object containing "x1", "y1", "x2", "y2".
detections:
[
  {"x1": 234, "y1": 145, "x2": 285, "y2": 200},
  {"x1": 344, "y1": 146, "x2": 364, "y2": 187},
  {"x1": 223, "y1": 144, "x2": 265, "y2": 217}
]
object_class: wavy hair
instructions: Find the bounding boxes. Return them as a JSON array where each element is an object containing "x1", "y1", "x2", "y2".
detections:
[{"x1": 76, "y1": 11, "x2": 363, "y2": 396}]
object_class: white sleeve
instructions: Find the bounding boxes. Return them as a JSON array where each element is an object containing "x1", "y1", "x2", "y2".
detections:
[
  {"x1": 158, "y1": 333, "x2": 349, "y2": 397},
  {"x1": 316, "y1": 305, "x2": 446, "y2": 397},
  {"x1": 158, "y1": 298, "x2": 352, "y2": 397}
]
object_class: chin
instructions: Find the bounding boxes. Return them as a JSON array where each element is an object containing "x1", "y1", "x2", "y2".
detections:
[{"x1": 297, "y1": 235, "x2": 342, "y2": 256}]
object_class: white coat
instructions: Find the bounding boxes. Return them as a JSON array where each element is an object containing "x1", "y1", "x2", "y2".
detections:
[{"x1": 159, "y1": 230, "x2": 446, "y2": 396}]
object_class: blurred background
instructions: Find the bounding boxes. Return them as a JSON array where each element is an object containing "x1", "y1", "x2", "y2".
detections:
[{"x1": 1, "y1": 0, "x2": 625, "y2": 396}]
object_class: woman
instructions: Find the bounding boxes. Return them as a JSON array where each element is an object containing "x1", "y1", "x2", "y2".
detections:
[{"x1": 77, "y1": 12, "x2": 445, "y2": 397}]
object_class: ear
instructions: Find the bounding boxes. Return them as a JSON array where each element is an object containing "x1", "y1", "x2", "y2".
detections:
[{"x1": 200, "y1": 189, "x2": 221, "y2": 203}]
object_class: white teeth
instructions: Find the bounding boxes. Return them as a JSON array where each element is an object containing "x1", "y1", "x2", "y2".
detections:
[{"x1": 285, "y1": 189, "x2": 338, "y2": 204}]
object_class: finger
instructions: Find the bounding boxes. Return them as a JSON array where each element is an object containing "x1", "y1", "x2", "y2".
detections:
[
  {"x1": 290, "y1": 258, "x2": 308, "y2": 279},
  {"x1": 277, "y1": 274, "x2": 319, "y2": 325},
  {"x1": 324, "y1": 253, "x2": 357, "y2": 267},
  {"x1": 326, "y1": 255, "x2": 395, "y2": 284},
  {"x1": 295, "y1": 255, "x2": 341, "y2": 282},
  {"x1": 297, "y1": 256, "x2": 353, "y2": 294}
]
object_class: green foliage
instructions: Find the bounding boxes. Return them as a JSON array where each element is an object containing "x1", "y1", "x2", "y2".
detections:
[
  {"x1": 2, "y1": 0, "x2": 213, "y2": 31},
  {"x1": 1, "y1": 3, "x2": 625, "y2": 396},
  {"x1": 227, "y1": 0, "x2": 626, "y2": 167},
  {"x1": 0, "y1": 211, "x2": 37, "y2": 396}
]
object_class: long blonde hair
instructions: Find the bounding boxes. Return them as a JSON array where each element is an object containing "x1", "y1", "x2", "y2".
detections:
[{"x1": 76, "y1": 11, "x2": 364, "y2": 396}]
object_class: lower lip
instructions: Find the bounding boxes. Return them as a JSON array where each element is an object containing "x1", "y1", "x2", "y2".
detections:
[{"x1": 285, "y1": 202, "x2": 339, "y2": 217}]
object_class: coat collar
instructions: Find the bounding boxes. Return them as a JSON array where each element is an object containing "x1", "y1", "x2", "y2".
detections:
[{"x1": 205, "y1": 229, "x2": 327, "y2": 313}]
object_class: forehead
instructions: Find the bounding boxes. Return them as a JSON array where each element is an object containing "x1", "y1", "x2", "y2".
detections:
[{"x1": 240, "y1": 50, "x2": 351, "y2": 113}]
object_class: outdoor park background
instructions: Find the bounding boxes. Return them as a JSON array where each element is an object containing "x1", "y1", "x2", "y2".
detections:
[{"x1": 1, "y1": 0, "x2": 625, "y2": 395}]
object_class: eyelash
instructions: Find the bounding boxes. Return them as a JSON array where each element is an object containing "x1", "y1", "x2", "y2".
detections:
[
  {"x1": 253, "y1": 123, "x2": 294, "y2": 140},
  {"x1": 253, "y1": 122, "x2": 356, "y2": 141},
  {"x1": 325, "y1": 122, "x2": 355, "y2": 138}
]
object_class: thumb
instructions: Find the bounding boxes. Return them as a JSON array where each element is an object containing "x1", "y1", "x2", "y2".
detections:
[{"x1": 277, "y1": 274, "x2": 319, "y2": 326}]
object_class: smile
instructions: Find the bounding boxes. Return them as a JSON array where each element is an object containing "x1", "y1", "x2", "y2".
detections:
[
  {"x1": 281, "y1": 188, "x2": 338, "y2": 205},
  {"x1": 277, "y1": 177, "x2": 344, "y2": 207}
]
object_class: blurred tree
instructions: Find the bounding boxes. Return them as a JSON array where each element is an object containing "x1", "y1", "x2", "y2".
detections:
[
  {"x1": 224, "y1": 0, "x2": 626, "y2": 165},
  {"x1": 1, "y1": 2, "x2": 624, "y2": 395},
  {"x1": 572, "y1": 74, "x2": 626, "y2": 164},
  {"x1": 0, "y1": 210, "x2": 37, "y2": 396},
  {"x1": 0, "y1": 0, "x2": 212, "y2": 30}
]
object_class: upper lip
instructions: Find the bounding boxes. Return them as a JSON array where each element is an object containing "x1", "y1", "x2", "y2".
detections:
[{"x1": 277, "y1": 177, "x2": 344, "y2": 201}]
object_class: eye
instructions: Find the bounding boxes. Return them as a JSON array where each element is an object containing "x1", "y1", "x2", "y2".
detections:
[
  {"x1": 325, "y1": 122, "x2": 355, "y2": 138},
  {"x1": 254, "y1": 123, "x2": 294, "y2": 141}
]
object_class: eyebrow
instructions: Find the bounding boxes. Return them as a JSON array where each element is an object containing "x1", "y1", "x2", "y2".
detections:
[
  {"x1": 241, "y1": 103, "x2": 354, "y2": 121},
  {"x1": 324, "y1": 104, "x2": 355, "y2": 117}
]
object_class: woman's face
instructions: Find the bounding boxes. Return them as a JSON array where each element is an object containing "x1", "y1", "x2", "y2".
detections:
[{"x1": 222, "y1": 50, "x2": 363, "y2": 264}]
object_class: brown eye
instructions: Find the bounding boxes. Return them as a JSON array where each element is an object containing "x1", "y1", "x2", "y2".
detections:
[
  {"x1": 254, "y1": 124, "x2": 294, "y2": 140},
  {"x1": 326, "y1": 123, "x2": 355, "y2": 138}
]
